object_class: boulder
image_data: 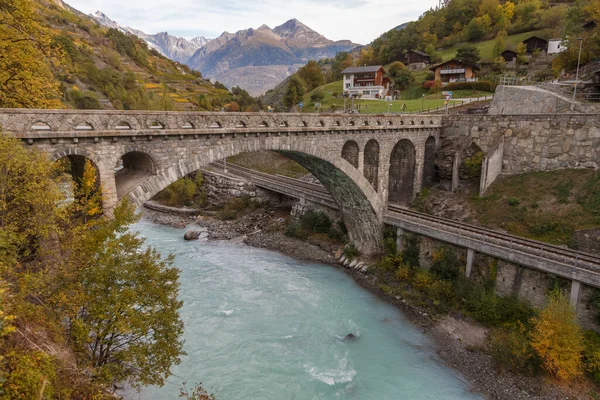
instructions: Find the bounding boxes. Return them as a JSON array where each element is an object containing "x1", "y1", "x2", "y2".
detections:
[
  {"x1": 334, "y1": 248, "x2": 343, "y2": 259},
  {"x1": 184, "y1": 230, "x2": 202, "y2": 241},
  {"x1": 344, "y1": 333, "x2": 357, "y2": 341},
  {"x1": 349, "y1": 260, "x2": 358, "y2": 268}
]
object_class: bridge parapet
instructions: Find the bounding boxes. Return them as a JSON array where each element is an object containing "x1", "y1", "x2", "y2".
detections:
[{"x1": 0, "y1": 109, "x2": 442, "y2": 138}]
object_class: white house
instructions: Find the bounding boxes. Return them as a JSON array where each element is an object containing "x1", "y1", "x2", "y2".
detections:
[
  {"x1": 548, "y1": 39, "x2": 566, "y2": 55},
  {"x1": 341, "y1": 66, "x2": 391, "y2": 99}
]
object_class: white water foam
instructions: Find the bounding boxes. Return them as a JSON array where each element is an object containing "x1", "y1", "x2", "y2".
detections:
[{"x1": 305, "y1": 357, "x2": 356, "y2": 386}]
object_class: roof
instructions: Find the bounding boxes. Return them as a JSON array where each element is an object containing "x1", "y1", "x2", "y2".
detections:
[
  {"x1": 341, "y1": 65, "x2": 383, "y2": 74},
  {"x1": 523, "y1": 36, "x2": 548, "y2": 43},
  {"x1": 501, "y1": 49, "x2": 518, "y2": 54},
  {"x1": 430, "y1": 59, "x2": 481, "y2": 72}
]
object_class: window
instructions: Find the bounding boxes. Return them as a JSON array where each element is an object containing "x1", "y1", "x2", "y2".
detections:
[{"x1": 346, "y1": 83, "x2": 351, "y2": 88}]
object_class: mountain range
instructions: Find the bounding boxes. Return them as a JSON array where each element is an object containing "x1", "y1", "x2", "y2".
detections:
[{"x1": 92, "y1": 13, "x2": 360, "y2": 96}]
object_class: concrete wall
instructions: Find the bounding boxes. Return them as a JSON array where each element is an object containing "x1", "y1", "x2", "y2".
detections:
[
  {"x1": 443, "y1": 114, "x2": 600, "y2": 173},
  {"x1": 489, "y1": 85, "x2": 573, "y2": 115},
  {"x1": 489, "y1": 85, "x2": 600, "y2": 115},
  {"x1": 413, "y1": 233, "x2": 599, "y2": 330},
  {"x1": 479, "y1": 137, "x2": 504, "y2": 196}
]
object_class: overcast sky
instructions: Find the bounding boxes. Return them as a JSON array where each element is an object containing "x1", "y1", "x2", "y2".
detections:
[{"x1": 66, "y1": 0, "x2": 440, "y2": 45}]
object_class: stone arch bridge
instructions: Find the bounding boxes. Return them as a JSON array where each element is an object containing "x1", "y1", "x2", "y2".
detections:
[{"x1": 1, "y1": 109, "x2": 443, "y2": 255}]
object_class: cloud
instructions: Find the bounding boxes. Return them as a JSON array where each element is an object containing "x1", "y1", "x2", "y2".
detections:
[{"x1": 66, "y1": 0, "x2": 439, "y2": 44}]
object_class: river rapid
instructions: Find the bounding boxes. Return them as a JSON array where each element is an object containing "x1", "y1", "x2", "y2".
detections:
[{"x1": 125, "y1": 220, "x2": 483, "y2": 400}]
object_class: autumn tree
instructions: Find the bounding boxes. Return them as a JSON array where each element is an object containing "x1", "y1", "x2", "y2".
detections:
[
  {"x1": 0, "y1": 134, "x2": 62, "y2": 264},
  {"x1": 73, "y1": 159, "x2": 103, "y2": 223},
  {"x1": 330, "y1": 52, "x2": 354, "y2": 82},
  {"x1": 58, "y1": 199, "x2": 185, "y2": 388},
  {"x1": 516, "y1": 42, "x2": 528, "y2": 66},
  {"x1": 386, "y1": 62, "x2": 413, "y2": 90},
  {"x1": 530, "y1": 289, "x2": 584, "y2": 381},
  {"x1": 297, "y1": 60, "x2": 325, "y2": 91},
  {"x1": 0, "y1": 0, "x2": 64, "y2": 108}
]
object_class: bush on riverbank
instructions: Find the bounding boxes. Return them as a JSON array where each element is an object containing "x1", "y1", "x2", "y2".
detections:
[
  {"x1": 373, "y1": 234, "x2": 600, "y2": 388},
  {"x1": 216, "y1": 196, "x2": 262, "y2": 220},
  {"x1": 155, "y1": 172, "x2": 207, "y2": 207},
  {"x1": 285, "y1": 211, "x2": 348, "y2": 244}
]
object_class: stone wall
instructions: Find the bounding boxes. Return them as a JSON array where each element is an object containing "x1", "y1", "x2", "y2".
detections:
[
  {"x1": 443, "y1": 114, "x2": 600, "y2": 173},
  {"x1": 202, "y1": 170, "x2": 280, "y2": 204},
  {"x1": 489, "y1": 85, "x2": 573, "y2": 115}
]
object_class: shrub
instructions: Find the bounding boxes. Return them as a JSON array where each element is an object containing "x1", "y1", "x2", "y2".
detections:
[
  {"x1": 462, "y1": 151, "x2": 484, "y2": 179},
  {"x1": 377, "y1": 253, "x2": 404, "y2": 273},
  {"x1": 583, "y1": 330, "x2": 600, "y2": 384},
  {"x1": 530, "y1": 289, "x2": 584, "y2": 381},
  {"x1": 413, "y1": 269, "x2": 434, "y2": 290},
  {"x1": 310, "y1": 90, "x2": 325, "y2": 103},
  {"x1": 395, "y1": 265, "x2": 410, "y2": 281},
  {"x1": 489, "y1": 323, "x2": 541, "y2": 375},
  {"x1": 461, "y1": 284, "x2": 535, "y2": 327},
  {"x1": 332, "y1": 91, "x2": 339, "y2": 98},
  {"x1": 444, "y1": 80, "x2": 496, "y2": 92},
  {"x1": 423, "y1": 80, "x2": 442, "y2": 93},
  {"x1": 425, "y1": 279, "x2": 455, "y2": 304},
  {"x1": 216, "y1": 196, "x2": 260, "y2": 220},
  {"x1": 430, "y1": 247, "x2": 460, "y2": 281},
  {"x1": 285, "y1": 222, "x2": 308, "y2": 239},
  {"x1": 300, "y1": 211, "x2": 332, "y2": 234},
  {"x1": 508, "y1": 197, "x2": 521, "y2": 206},
  {"x1": 343, "y1": 243, "x2": 359, "y2": 261},
  {"x1": 400, "y1": 234, "x2": 420, "y2": 268}
]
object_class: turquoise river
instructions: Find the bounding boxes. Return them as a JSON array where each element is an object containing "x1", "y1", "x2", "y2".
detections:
[{"x1": 125, "y1": 220, "x2": 483, "y2": 400}]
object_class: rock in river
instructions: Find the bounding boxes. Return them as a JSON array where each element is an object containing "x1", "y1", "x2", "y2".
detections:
[{"x1": 184, "y1": 230, "x2": 202, "y2": 241}]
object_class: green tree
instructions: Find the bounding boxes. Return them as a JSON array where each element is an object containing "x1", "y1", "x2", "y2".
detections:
[
  {"x1": 493, "y1": 30, "x2": 508, "y2": 58},
  {"x1": 61, "y1": 200, "x2": 185, "y2": 388},
  {"x1": 284, "y1": 76, "x2": 306, "y2": 109},
  {"x1": 530, "y1": 289, "x2": 584, "y2": 381},
  {"x1": 297, "y1": 60, "x2": 325, "y2": 91},
  {"x1": 310, "y1": 89, "x2": 325, "y2": 103},
  {"x1": 516, "y1": 42, "x2": 528, "y2": 66},
  {"x1": 455, "y1": 44, "x2": 481, "y2": 64},
  {"x1": 386, "y1": 62, "x2": 413, "y2": 90}
]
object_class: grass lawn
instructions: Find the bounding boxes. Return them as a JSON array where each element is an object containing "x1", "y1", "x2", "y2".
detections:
[
  {"x1": 302, "y1": 80, "x2": 462, "y2": 114},
  {"x1": 470, "y1": 170, "x2": 600, "y2": 246},
  {"x1": 437, "y1": 30, "x2": 545, "y2": 62}
]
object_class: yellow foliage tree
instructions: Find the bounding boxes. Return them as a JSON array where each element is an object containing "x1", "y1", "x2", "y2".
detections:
[
  {"x1": 585, "y1": 0, "x2": 600, "y2": 23},
  {"x1": 0, "y1": 0, "x2": 64, "y2": 108},
  {"x1": 74, "y1": 159, "x2": 103, "y2": 223},
  {"x1": 530, "y1": 289, "x2": 584, "y2": 380}
]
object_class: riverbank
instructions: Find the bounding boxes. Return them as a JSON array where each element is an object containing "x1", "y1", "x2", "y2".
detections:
[{"x1": 141, "y1": 205, "x2": 582, "y2": 400}]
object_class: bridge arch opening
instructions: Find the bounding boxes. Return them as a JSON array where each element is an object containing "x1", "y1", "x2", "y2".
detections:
[
  {"x1": 364, "y1": 140, "x2": 380, "y2": 192},
  {"x1": 388, "y1": 139, "x2": 416, "y2": 206},
  {"x1": 209, "y1": 122, "x2": 222, "y2": 129},
  {"x1": 54, "y1": 154, "x2": 101, "y2": 208},
  {"x1": 31, "y1": 122, "x2": 51, "y2": 131},
  {"x1": 181, "y1": 122, "x2": 194, "y2": 129},
  {"x1": 150, "y1": 122, "x2": 165, "y2": 129},
  {"x1": 236, "y1": 121, "x2": 247, "y2": 128},
  {"x1": 130, "y1": 146, "x2": 384, "y2": 255},
  {"x1": 75, "y1": 122, "x2": 94, "y2": 131},
  {"x1": 115, "y1": 122, "x2": 132, "y2": 130},
  {"x1": 115, "y1": 151, "x2": 156, "y2": 198},
  {"x1": 341, "y1": 140, "x2": 359, "y2": 169},
  {"x1": 422, "y1": 136, "x2": 438, "y2": 188}
]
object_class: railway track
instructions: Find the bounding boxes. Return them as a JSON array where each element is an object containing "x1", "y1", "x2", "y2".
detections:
[{"x1": 213, "y1": 160, "x2": 600, "y2": 273}]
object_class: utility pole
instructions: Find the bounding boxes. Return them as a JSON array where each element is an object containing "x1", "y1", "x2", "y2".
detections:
[{"x1": 571, "y1": 38, "x2": 583, "y2": 111}]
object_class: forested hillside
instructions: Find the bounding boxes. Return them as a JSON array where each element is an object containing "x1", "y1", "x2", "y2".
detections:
[
  {"x1": 361, "y1": 0, "x2": 599, "y2": 71},
  {"x1": 0, "y1": 0, "x2": 259, "y2": 111}
]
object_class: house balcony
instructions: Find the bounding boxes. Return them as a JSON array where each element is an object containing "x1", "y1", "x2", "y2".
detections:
[
  {"x1": 441, "y1": 77, "x2": 479, "y2": 86},
  {"x1": 440, "y1": 68, "x2": 466, "y2": 74}
]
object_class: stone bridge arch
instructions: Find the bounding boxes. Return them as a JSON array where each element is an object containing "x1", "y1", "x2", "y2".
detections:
[{"x1": 123, "y1": 139, "x2": 384, "y2": 255}]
